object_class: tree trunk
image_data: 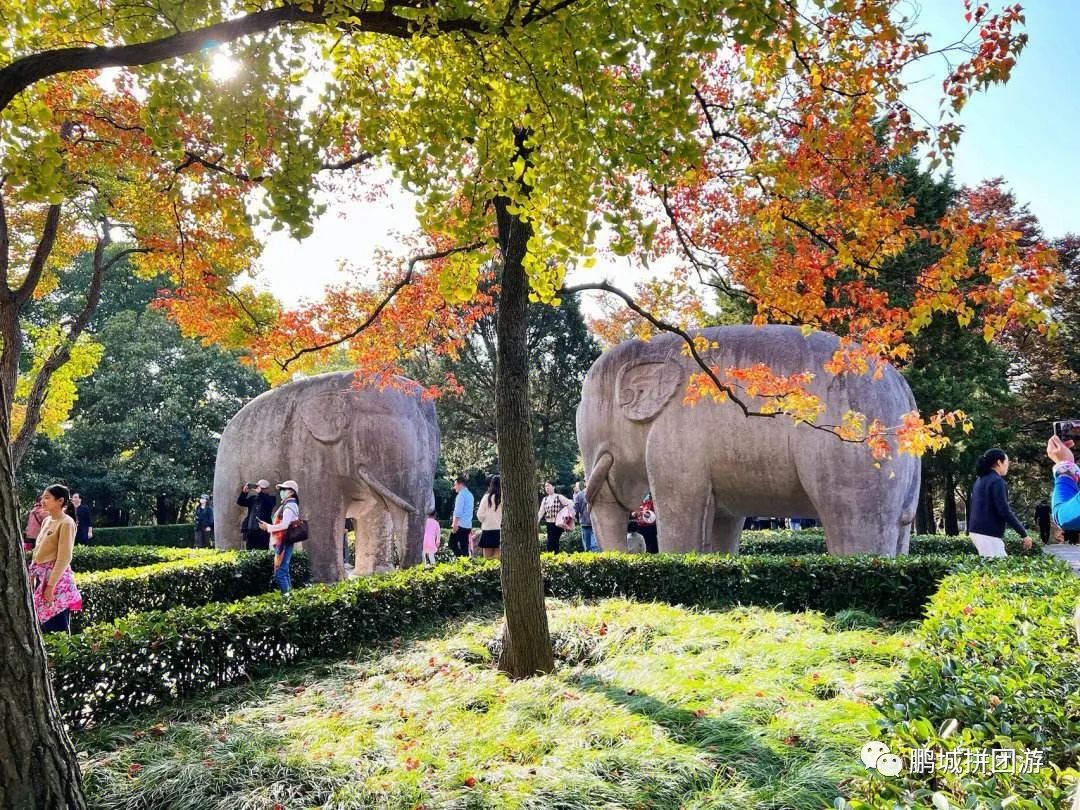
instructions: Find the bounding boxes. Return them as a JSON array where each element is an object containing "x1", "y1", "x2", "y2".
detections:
[
  {"x1": 0, "y1": 350, "x2": 87, "y2": 808},
  {"x1": 915, "y1": 466, "x2": 936, "y2": 535},
  {"x1": 492, "y1": 189, "x2": 554, "y2": 678},
  {"x1": 943, "y1": 467, "x2": 960, "y2": 536}
]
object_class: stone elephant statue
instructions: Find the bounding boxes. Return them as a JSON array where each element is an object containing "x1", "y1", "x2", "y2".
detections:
[
  {"x1": 213, "y1": 372, "x2": 439, "y2": 582},
  {"x1": 577, "y1": 325, "x2": 920, "y2": 557}
]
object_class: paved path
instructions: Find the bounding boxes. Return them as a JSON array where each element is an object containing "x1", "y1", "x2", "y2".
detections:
[{"x1": 1042, "y1": 543, "x2": 1080, "y2": 575}]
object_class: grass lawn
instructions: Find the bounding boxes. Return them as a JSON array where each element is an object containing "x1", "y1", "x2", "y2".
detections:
[{"x1": 80, "y1": 598, "x2": 916, "y2": 810}]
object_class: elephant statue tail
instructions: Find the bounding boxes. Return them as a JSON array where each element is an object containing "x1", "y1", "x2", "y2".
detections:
[{"x1": 585, "y1": 451, "x2": 615, "y2": 505}]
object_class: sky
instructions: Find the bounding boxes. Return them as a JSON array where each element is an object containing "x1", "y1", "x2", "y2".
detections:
[{"x1": 256, "y1": 0, "x2": 1079, "y2": 305}]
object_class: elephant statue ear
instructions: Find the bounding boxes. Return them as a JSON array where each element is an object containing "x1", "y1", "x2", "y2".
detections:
[
  {"x1": 616, "y1": 361, "x2": 682, "y2": 422},
  {"x1": 299, "y1": 393, "x2": 351, "y2": 444}
]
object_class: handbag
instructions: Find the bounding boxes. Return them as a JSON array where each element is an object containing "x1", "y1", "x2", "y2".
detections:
[
  {"x1": 282, "y1": 502, "x2": 308, "y2": 544},
  {"x1": 284, "y1": 518, "x2": 308, "y2": 544},
  {"x1": 556, "y1": 503, "x2": 576, "y2": 531}
]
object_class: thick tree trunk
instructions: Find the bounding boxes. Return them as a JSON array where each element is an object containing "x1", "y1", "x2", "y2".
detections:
[
  {"x1": 493, "y1": 191, "x2": 554, "y2": 679},
  {"x1": 943, "y1": 467, "x2": 960, "y2": 536},
  {"x1": 0, "y1": 359, "x2": 87, "y2": 808}
]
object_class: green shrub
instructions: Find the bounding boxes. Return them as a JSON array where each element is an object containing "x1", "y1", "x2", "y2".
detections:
[
  {"x1": 739, "y1": 529, "x2": 1035, "y2": 557},
  {"x1": 543, "y1": 552, "x2": 956, "y2": 620},
  {"x1": 846, "y1": 557, "x2": 1080, "y2": 808},
  {"x1": 89, "y1": 524, "x2": 197, "y2": 547},
  {"x1": 61, "y1": 545, "x2": 212, "y2": 573},
  {"x1": 71, "y1": 551, "x2": 311, "y2": 632},
  {"x1": 47, "y1": 553, "x2": 964, "y2": 728},
  {"x1": 48, "y1": 560, "x2": 503, "y2": 729}
]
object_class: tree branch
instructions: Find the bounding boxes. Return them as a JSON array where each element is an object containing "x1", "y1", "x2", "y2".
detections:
[
  {"x1": 559, "y1": 280, "x2": 865, "y2": 443},
  {"x1": 0, "y1": 6, "x2": 322, "y2": 114},
  {"x1": 9, "y1": 231, "x2": 143, "y2": 466},
  {"x1": 0, "y1": 185, "x2": 8, "y2": 294},
  {"x1": 0, "y1": 3, "x2": 504, "y2": 115},
  {"x1": 13, "y1": 204, "x2": 62, "y2": 307},
  {"x1": 278, "y1": 240, "x2": 486, "y2": 370}
]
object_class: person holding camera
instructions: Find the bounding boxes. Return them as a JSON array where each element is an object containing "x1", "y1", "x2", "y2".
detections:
[
  {"x1": 259, "y1": 480, "x2": 300, "y2": 594},
  {"x1": 968, "y1": 448, "x2": 1031, "y2": 557},
  {"x1": 1046, "y1": 435, "x2": 1080, "y2": 531},
  {"x1": 237, "y1": 479, "x2": 276, "y2": 551}
]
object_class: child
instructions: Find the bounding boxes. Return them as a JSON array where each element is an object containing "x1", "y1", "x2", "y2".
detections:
[{"x1": 423, "y1": 510, "x2": 441, "y2": 565}]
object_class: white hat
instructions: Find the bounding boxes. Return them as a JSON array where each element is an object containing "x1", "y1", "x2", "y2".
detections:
[
  {"x1": 257, "y1": 479, "x2": 271, "y2": 489},
  {"x1": 277, "y1": 480, "x2": 299, "y2": 493}
]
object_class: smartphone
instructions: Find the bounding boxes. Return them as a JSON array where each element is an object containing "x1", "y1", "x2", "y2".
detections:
[{"x1": 1053, "y1": 421, "x2": 1080, "y2": 443}]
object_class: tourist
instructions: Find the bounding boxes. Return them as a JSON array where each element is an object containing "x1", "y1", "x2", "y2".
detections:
[
  {"x1": 537, "y1": 481, "x2": 574, "y2": 553},
  {"x1": 259, "y1": 480, "x2": 300, "y2": 594},
  {"x1": 449, "y1": 475, "x2": 474, "y2": 558},
  {"x1": 194, "y1": 494, "x2": 214, "y2": 547},
  {"x1": 968, "y1": 448, "x2": 1031, "y2": 557},
  {"x1": 1047, "y1": 434, "x2": 1080, "y2": 533},
  {"x1": 28, "y1": 484, "x2": 83, "y2": 633},
  {"x1": 1034, "y1": 499, "x2": 1052, "y2": 545},
  {"x1": 632, "y1": 493, "x2": 659, "y2": 554},
  {"x1": 476, "y1": 475, "x2": 503, "y2": 559},
  {"x1": 237, "y1": 479, "x2": 276, "y2": 550},
  {"x1": 71, "y1": 492, "x2": 93, "y2": 545},
  {"x1": 23, "y1": 497, "x2": 47, "y2": 552},
  {"x1": 422, "y1": 510, "x2": 440, "y2": 565},
  {"x1": 573, "y1": 481, "x2": 598, "y2": 552}
]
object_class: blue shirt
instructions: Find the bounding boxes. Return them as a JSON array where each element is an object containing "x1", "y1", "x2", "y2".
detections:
[
  {"x1": 1052, "y1": 469, "x2": 1080, "y2": 530},
  {"x1": 453, "y1": 488, "x2": 475, "y2": 528}
]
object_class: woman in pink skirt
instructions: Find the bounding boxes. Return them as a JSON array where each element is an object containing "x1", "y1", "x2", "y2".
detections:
[{"x1": 29, "y1": 484, "x2": 83, "y2": 633}]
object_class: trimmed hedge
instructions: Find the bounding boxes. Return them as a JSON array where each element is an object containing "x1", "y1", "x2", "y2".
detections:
[
  {"x1": 739, "y1": 530, "x2": 1036, "y2": 557},
  {"x1": 61, "y1": 545, "x2": 213, "y2": 573},
  {"x1": 49, "y1": 560, "x2": 502, "y2": 729},
  {"x1": 545, "y1": 551, "x2": 956, "y2": 619},
  {"x1": 48, "y1": 553, "x2": 965, "y2": 728},
  {"x1": 551, "y1": 528, "x2": 1035, "y2": 556},
  {"x1": 850, "y1": 556, "x2": 1080, "y2": 808},
  {"x1": 71, "y1": 552, "x2": 310, "y2": 632},
  {"x1": 90, "y1": 524, "x2": 196, "y2": 547}
]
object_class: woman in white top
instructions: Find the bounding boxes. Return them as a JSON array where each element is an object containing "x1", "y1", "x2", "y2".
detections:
[
  {"x1": 259, "y1": 479, "x2": 301, "y2": 594},
  {"x1": 537, "y1": 481, "x2": 573, "y2": 554},
  {"x1": 475, "y1": 475, "x2": 503, "y2": 559}
]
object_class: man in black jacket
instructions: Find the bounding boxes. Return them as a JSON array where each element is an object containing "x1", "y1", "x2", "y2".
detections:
[
  {"x1": 71, "y1": 492, "x2": 93, "y2": 545},
  {"x1": 237, "y1": 479, "x2": 276, "y2": 550}
]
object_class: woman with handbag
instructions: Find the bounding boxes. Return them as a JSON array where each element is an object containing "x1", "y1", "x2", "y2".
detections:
[
  {"x1": 536, "y1": 481, "x2": 574, "y2": 554},
  {"x1": 259, "y1": 479, "x2": 302, "y2": 594},
  {"x1": 29, "y1": 484, "x2": 83, "y2": 632},
  {"x1": 631, "y1": 493, "x2": 659, "y2": 554}
]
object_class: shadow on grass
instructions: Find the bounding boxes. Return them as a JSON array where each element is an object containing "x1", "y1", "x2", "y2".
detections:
[
  {"x1": 573, "y1": 675, "x2": 858, "y2": 809},
  {"x1": 75, "y1": 600, "x2": 508, "y2": 753},
  {"x1": 574, "y1": 675, "x2": 782, "y2": 778}
]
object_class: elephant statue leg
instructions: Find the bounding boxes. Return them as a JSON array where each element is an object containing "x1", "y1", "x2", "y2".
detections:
[
  {"x1": 704, "y1": 512, "x2": 743, "y2": 555},
  {"x1": 591, "y1": 496, "x2": 632, "y2": 551},
  {"x1": 303, "y1": 489, "x2": 347, "y2": 583},
  {"x1": 353, "y1": 497, "x2": 393, "y2": 575},
  {"x1": 401, "y1": 508, "x2": 425, "y2": 568},
  {"x1": 649, "y1": 464, "x2": 713, "y2": 554}
]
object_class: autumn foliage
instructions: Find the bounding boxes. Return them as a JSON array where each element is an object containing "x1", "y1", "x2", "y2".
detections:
[{"x1": 583, "y1": 1, "x2": 1056, "y2": 457}]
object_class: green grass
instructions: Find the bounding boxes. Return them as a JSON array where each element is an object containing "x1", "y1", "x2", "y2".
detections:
[{"x1": 80, "y1": 599, "x2": 916, "y2": 810}]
